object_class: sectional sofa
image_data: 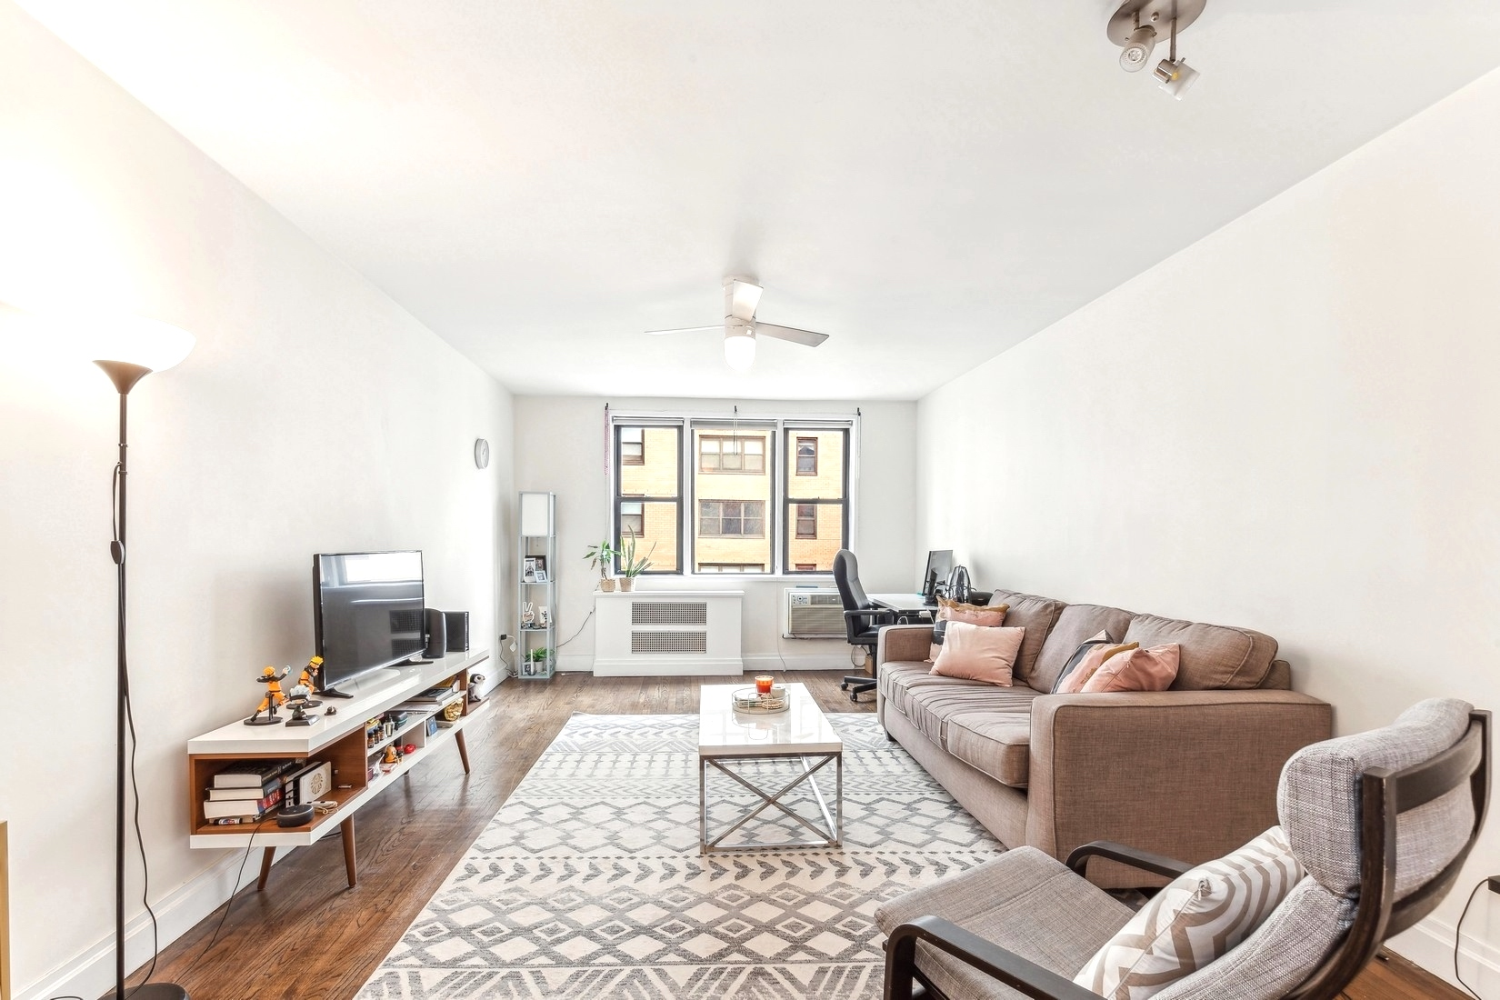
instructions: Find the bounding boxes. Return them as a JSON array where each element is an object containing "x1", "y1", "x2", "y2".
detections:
[{"x1": 875, "y1": 588, "x2": 1333, "y2": 887}]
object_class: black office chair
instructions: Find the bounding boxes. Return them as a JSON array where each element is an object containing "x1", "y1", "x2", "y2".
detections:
[{"x1": 834, "y1": 549, "x2": 895, "y2": 702}]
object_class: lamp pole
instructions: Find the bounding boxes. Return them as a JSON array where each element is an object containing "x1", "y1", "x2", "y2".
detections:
[{"x1": 95, "y1": 360, "x2": 189, "y2": 1000}]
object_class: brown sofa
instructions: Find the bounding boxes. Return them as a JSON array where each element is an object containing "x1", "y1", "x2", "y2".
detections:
[{"x1": 875, "y1": 589, "x2": 1332, "y2": 887}]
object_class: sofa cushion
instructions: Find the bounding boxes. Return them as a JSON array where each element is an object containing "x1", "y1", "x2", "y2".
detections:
[
  {"x1": 883, "y1": 663, "x2": 1040, "y2": 747},
  {"x1": 946, "y1": 713, "x2": 1033, "y2": 787},
  {"x1": 987, "y1": 590, "x2": 1066, "y2": 687},
  {"x1": 1123, "y1": 614, "x2": 1279, "y2": 690},
  {"x1": 932, "y1": 623, "x2": 1025, "y2": 686},
  {"x1": 1032, "y1": 604, "x2": 1137, "y2": 693}
]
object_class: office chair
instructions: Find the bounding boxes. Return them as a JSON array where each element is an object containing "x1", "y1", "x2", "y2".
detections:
[{"x1": 834, "y1": 549, "x2": 895, "y2": 702}]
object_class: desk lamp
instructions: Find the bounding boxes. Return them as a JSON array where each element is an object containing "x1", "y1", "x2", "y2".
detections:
[{"x1": 94, "y1": 317, "x2": 195, "y2": 1000}]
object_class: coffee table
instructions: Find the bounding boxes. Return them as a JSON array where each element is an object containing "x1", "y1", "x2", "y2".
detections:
[{"x1": 698, "y1": 682, "x2": 843, "y2": 853}]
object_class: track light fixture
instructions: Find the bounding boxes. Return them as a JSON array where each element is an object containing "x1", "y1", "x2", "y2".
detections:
[{"x1": 1107, "y1": 0, "x2": 1206, "y2": 98}]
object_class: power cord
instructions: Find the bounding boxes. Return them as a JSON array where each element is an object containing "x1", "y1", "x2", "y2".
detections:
[
  {"x1": 199, "y1": 818, "x2": 267, "y2": 959},
  {"x1": 1454, "y1": 878, "x2": 1490, "y2": 999},
  {"x1": 554, "y1": 609, "x2": 595, "y2": 651}
]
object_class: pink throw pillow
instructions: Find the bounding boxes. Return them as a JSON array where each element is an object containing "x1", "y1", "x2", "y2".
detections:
[
  {"x1": 1055, "y1": 642, "x2": 1139, "y2": 694},
  {"x1": 1080, "y1": 643, "x2": 1181, "y2": 693},
  {"x1": 929, "y1": 601, "x2": 1008, "y2": 661},
  {"x1": 930, "y1": 622, "x2": 1025, "y2": 687}
]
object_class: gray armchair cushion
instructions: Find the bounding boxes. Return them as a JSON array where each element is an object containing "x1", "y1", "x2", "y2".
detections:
[
  {"x1": 876, "y1": 847, "x2": 1133, "y2": 1000},
  {"x1": 1151, "y1": 876, "x2": 1353, "y2": 1000},
  {"x1": 1279, "y1": 698, "x2": 1474, "y2": 897}
]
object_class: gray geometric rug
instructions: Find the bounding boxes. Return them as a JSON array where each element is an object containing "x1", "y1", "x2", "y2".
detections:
[{"x1": 357, "y1": 713, "x2": 1002, "y2": 999}]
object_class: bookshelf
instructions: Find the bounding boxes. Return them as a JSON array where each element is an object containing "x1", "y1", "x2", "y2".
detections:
[
  {"x1": 517, "y1": 491, "x2": 557, "y2": 679},
  {"x1": 186, "y1": 649, "x2": 489, "y2": 889}
]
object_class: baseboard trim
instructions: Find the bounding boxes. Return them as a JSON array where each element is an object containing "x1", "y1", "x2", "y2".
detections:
[
  {"x1": 744, "y1": 652, "x2": 865, "y2": 672},
  {"x1": 16, "y1": 846, "x2": 284, "y2": 1000},
  {"x1": 593, "y1": 657, "x2": 744, "y2": 677},
  {"x1": 553, "y1": 652, "x2": 863, "y2": 675},
  {"x1": 1388, "y1": 909, "x2": 1500, "y2": 994}
]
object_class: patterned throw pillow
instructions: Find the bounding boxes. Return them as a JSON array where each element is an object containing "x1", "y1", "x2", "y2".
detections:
[
  {"x1": 1073, "y1": 826, "x2": 1305, "y2": 1000},
  {"x1": 929, "y1": 601, "x2": 1008, "y2": 662},
  {"x1": 1050, "y1": 630, "x2": 1114, "y2": 692},
  {"x1": 1055, "y1": 641, "x2": 1137, "y2": 695}
]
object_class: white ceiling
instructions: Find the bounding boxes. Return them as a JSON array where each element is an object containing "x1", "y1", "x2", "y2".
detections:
[{"x1": 17, "y1": 1, "x2": 1500, "y2": 399}]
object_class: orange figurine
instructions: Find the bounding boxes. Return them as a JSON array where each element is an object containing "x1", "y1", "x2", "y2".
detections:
[{"x1": 245, "y1": 666, "x2": 291, "y2": 726}]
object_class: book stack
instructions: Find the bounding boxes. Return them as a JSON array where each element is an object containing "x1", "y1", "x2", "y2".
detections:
[{"x1": 205, "y1": 760, "x2": 296, "y2": 825}]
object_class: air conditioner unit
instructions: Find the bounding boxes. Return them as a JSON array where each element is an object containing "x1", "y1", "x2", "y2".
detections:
[{"x1": 782, "y1": 588, "x2": 846, "y2": 639}]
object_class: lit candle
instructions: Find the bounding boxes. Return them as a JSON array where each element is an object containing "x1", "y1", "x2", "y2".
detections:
[{"x1": 755, "y1": 675, "x2": 774, "y2": 695}]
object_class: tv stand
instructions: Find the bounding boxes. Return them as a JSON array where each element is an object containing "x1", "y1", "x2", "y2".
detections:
[{"x1": 187, "y1": 649, "x2": 491, "y2": 891}]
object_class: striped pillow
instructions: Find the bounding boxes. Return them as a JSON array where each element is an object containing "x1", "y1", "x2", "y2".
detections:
[{"x1": 1073, "y1": 826, "x2": 1304, "y2": 1000}]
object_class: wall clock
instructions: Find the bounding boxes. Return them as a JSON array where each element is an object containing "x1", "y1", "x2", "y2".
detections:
[{"x1": 474, "y1": 438, "x2": 490, "y2": 469}]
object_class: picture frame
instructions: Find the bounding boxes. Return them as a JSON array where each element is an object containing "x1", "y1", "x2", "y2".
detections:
[
  {"x1": 533, "y1": 569, "x2": 549, "y2": 583},
  {"x1": 523, "y1": 556, "x2": 538, "y2": 582}
]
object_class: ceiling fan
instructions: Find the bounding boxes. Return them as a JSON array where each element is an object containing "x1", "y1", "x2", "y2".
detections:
[{"x1": 646, "y1": 277, "x2": 830, "y2": 371}]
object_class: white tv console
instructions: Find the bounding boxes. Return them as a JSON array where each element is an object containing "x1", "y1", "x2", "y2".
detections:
[{"x1": 186, "y1": 648, "x2": 490, "y2": 890}]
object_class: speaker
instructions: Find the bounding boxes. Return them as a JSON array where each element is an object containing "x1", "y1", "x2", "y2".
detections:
[
  {"x1": 423, "y1": 608, "x2": 447, "y2": 659},
  {"x1": 444, "y1": 610, "x2": 470, "y2": 653}
]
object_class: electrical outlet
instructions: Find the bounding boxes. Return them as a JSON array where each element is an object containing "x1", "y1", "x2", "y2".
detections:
[{"x1": 1487, "y1": 875, "x2": 1500, "y2": 895}]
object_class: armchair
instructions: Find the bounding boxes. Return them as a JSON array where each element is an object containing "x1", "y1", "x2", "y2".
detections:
[{"x1": 881, "y1": 700, "x2": 1490, "y2": 1000}]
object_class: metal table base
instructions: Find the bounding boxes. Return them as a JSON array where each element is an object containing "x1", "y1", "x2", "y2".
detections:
[{"x1": 699, "y1": 750, "x2": 843, "y2": 854}]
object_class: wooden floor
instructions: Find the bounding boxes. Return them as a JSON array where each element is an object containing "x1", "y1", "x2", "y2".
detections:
[{"x1": 142, "y1": 671, "x2": 1463, "y2": 1000}]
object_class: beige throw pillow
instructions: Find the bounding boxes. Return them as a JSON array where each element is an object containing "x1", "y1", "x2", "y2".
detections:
[
  {"x1": 1073, "y1": 826, "x2": 1304, "y2": 1000},
  {"x1": 1080, "y1": 643, "x2": 1181, "y2": 693},
  {"x1": 929, "y1": 621, "x2": 1024, "y2": 686}
]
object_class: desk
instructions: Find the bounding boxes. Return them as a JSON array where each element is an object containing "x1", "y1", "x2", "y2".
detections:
[{"x1": 867, "y1": 593, "x2": 936, "y2": 623}]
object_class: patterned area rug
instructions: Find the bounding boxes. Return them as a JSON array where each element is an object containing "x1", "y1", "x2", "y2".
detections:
[{"x1": 358, "y1": 712, "x2": 1002, "y2": 999}]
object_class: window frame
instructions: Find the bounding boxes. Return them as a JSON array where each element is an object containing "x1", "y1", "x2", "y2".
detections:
[
  {"x1": 795, "y1": 436, "x2": 818, "y2": 476},
  {"x1": 782, "y1": 427, "x2": 850, "y2": 576},
  {"x1": 609, "y1": 411, "x2": 857, "y2": 578},
  {"x1": 611, "y1": 422, "x2": 682, "y2": 575},
  {"x1": 699, "y1": 499, "x2": 767, "y2": 538},
  {"x1": 698, "y1": 433, "x2": 765, "y2": 475},
  {"x1": 620, "y1": 426, "x2": 645, "y2": 466}
]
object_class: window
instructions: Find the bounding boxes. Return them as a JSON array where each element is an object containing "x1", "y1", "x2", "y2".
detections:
[
  {"x1": 611, "y1": 415, "x2": 853, "y2": 575},
  {"x1": 796, "y1": 437, "x2": 818, "y2": 476},
  {"x1": 699, "y1": 500, "x2": 764, "y2": 537},
  {"x1": 619, "y1": 502, "x2": 644, "y2": 537},
  {"x1": 784, "y1": 428, "x2": 849, "y2": 574},
  {"x1": 699, "y1": 435, "x2": 764, "y2": 473},
  {"x1": 621, "y1": 427, "x2": 644, "y2": 465},
  {"x1": 613, "y1": 424, "x2": 680, "y2": 572},
  {"x1": 795, "y1": 503, "x2": 817, "y2": 539}
]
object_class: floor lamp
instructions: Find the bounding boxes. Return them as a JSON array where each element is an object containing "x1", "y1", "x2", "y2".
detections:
[{"x1": 93, "y1": 318, "x2": 195, "y2": 1000}]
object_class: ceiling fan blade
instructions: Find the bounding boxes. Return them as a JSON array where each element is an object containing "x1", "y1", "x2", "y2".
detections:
[
  {"x1": 755, "y1": 323, "x2": 829, "y2": 348},
  {"x1": 644, "y1": 325, "x2": 722, "y2": 336},
  {"x1": 725, "y1": 278, "x2": 763, "y2": 322}
]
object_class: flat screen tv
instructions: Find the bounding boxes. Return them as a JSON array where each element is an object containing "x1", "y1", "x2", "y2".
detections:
[{"x1": 313, "y1": 550, "x2": 425, "y2": 693}]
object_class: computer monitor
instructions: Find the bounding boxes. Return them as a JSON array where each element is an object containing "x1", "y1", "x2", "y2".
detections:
[{"x1": 922, "y1": 549, "x2": 953, "y2": 599}]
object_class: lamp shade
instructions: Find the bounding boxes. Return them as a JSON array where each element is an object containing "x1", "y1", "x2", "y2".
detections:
[
  {"x1": 90, "y1": 316, "x2": 196, "y2": 372},
  {"x1": 723, "y1": 324, "x2": 756, "y2": 372}
]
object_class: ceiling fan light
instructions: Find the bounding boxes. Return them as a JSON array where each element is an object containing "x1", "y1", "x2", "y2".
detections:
[
  {"x1": 1155, "y1": 58, "x2": 1200, "y2": 98},
  {"x1": 723, "y1": 326, "x2": 756, "y2": 372}
]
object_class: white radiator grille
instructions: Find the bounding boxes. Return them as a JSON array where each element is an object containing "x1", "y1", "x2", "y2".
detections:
[
  {"x1": 631, "y1": 601, "x2": 708, "y2": 626},
  {"x1": 631, "y1": 631, "x2": 708, "y2": 654}
]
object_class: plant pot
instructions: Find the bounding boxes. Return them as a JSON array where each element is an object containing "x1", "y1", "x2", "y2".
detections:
[
  {"x1": 619, "y1": 577, "x2": 635, "y2": 592},
  {"x1": 600, "y1": 578, "x2": 617, "y2": 593}
]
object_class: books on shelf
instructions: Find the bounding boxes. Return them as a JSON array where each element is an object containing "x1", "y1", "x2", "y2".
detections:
[
  {"x1": 203, "y1": 786, "x2": 283, "y2": 821},
  {"x1": 212, "y1": 759, "x2": 296, "y2": 789},
  {"x1": 207, "y1": 780, "x2": 281, "y2": 802}
]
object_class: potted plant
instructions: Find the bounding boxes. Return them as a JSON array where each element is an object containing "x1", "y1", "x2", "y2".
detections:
[
  {"x1": 525, "y1": 646, "x2": 552, "y2": 674},
  {"x1": 617, "y1": 526, "x2": 655, "y2": 592},
  {"x1": 584, "y1": 538, "x2": 618, "y2": 592}
]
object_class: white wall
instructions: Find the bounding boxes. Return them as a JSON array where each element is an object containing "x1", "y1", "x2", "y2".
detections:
[
  {"x1": 513, "y1": 396, "x2": 917, "y2": 672},
  {"x1": 0, "y1": 5, "x2": 514, "y2": 999},
  {"x1": 916, "y1": 67, "x2": 1500, "y2": 988}
]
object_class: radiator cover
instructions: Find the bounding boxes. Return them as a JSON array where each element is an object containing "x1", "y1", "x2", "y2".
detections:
[{"x1": 594, "y1": 592, "x2": 743, "y2": 676}]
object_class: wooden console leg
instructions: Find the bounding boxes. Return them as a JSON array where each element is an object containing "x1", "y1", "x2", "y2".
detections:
[
  {"x1": 341, "y1": 816, "x2": 357, "y2": 888},
  {"x1": 456, "y1": 730, "x2": 471, "y2": 774},
  {"x1": 256, "y1": 846, "x2": 275, "y2": 891}
]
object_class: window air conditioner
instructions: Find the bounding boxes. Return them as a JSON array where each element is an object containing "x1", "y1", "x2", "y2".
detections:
[{"x1": 782, "y1": 588, "x2": 846, "y2": 640}]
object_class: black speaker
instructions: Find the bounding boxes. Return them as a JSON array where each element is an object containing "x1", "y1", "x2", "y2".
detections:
[
  {"x1": 444, "y1": 610, "x2": 470, "y2": 653},
  {"x1": 423, "y1": 608, "x2": 447, "y2": 659}
]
